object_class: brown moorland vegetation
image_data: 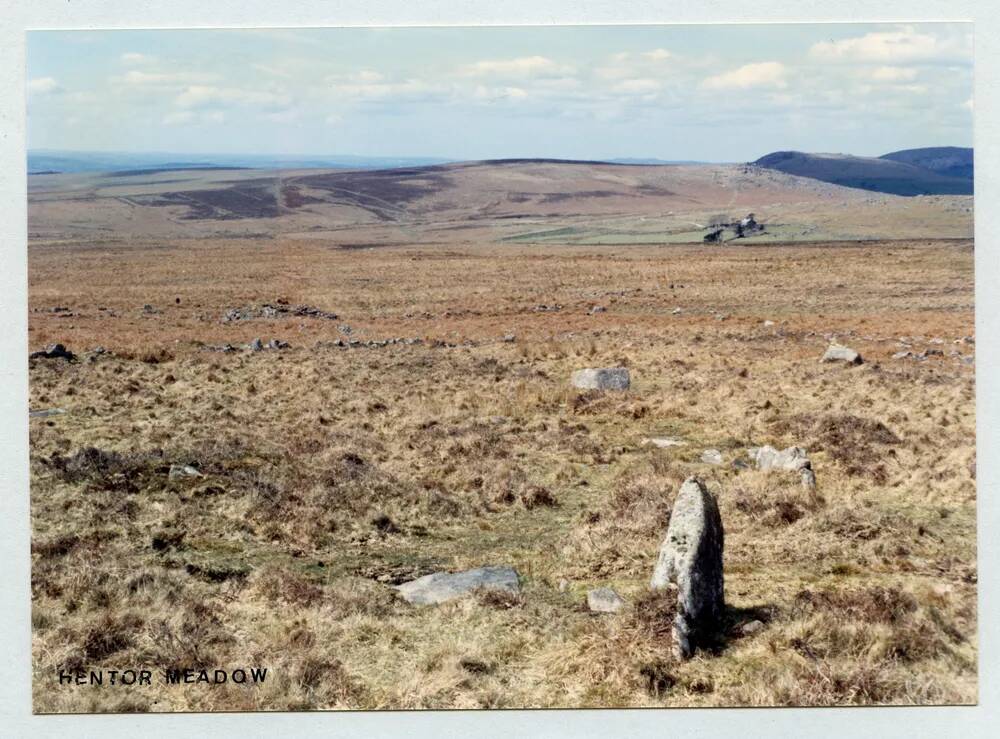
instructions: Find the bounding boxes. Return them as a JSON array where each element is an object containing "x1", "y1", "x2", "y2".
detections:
[{"x1": 28, "y1": 233, "x2": 975, "y2": 712}]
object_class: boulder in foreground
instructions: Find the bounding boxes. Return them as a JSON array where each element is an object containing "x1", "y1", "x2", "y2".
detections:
[
  {"x1": 395, "y1": 566, "x2": 520, "y2": 605},
  {"x1": 650, "y1": 477, "x2": 725, "y2": 658},
  {"x1": 821, "y1": 344, "x2": 863, "y2": 365},
  {"x1": 571, "y1": 367, "x2": 630, "y2": 391}
]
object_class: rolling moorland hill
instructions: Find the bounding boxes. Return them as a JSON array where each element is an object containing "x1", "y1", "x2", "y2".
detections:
[
  {"x1": 879, "y1": 147, "x2": 974, "y2": 180},
  {"x1": 754, "y1": 148, "x2": 973, "y2": 196},
  {"x1": 27, "y1": 158, "x2": 973, "y2": 245}
]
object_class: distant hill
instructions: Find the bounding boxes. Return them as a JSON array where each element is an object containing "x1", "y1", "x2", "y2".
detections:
[
  {"x1": 880, "y1": 147, "x2": 973, "y2": 180},
  {"x1": 753, "y1": 150, "x2": 973, "y2": 196},
  {"x1": 27, "y1": 150, "x2": 453, "y2": 175}
]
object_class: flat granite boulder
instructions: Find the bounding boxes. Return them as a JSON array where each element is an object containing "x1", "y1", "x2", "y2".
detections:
[
  {"x1": 571, "y1": 367, "x2": 630, "y2": 391},
  {"x1": 650, "y1": 477, "x2": 725, "y2": 658},
  {"x1": 395, "y1": 566, "x2": 520, "y2": 605},
  {"x1": 587, "y1": 587, "x2": 626, "y2": 614}
]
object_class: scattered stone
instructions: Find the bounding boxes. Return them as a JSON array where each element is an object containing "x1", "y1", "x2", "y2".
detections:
[
  {"x1": 248, "y1": 338, "x2": 264, "y2": 352},
  {"x1": 29, "y1": 343, "x2": 76, "y2": 361},
  {"x1": 754, "y1": 445, "x2": 811, "y2": 472},
  {"x1": 222, "y1": 303, "x2": 339, "y2": 323},
  {"x1": 731, "y1": 458, "x2": 751, "y2": 471},
  {"x1": 740, "y1": 619, "x2": 765, "y2": 637},
  {"x1": 672, "y1": 307, "x2": 683, "y2": 315},
  {"x1": 892, "y1": 351, "x2": 913, "y2": 360},
  {"x1": 571, "y1": 367, "x2": 630, "y2": 391},
  {"x1": 960, "y1": 336, "x2": 975, "y2": 345},
  {"x1": 589, "y1": 305, "x2": 607, "y2": 315},
  {"x1": 502, "y1": 334, "x2": 516, "y2": 343},
  {"x1": 266, "y1": 339, "x2": 289, "y2": 350},
  {"x1": 533, "y1": 304, "x2": 563, "y2": 312},
  {"x1": 763, "y1": 320, "x2": 775, "y2": 327},
  {"x1": 644, "y1": 437, "x2": 686, "y2": 449},
  {"x1": 168, "y1": 464, "x2": 204, "y2": 480},
  {"x1": 701, "y1": 449, "x2": 724, "y2": 465},
  {"x1": 338, "y1": 324, "x2": 352, "y2": 335},
  {"x1": 395, "y1": 566, "x2": 521, "y2": 606},
  {"x1": 928, "y1": 338, "x2": 945, "y2": 345},
  {"x1": 558, "y1": 578, "x2": 570, "y2": 593},
  {"x1": 821, "y1": 344, "x2": 863, "y2": 365},
  {"x1": 29, "y1": 408, "x2": 66, "y2": 418},
  {"x1": 587, "y1": 587, "x2": 625, "y2": 614},
  {"x1": 142, "y1": 303, "x2": 159, "y2": 314},
  {"x1": 650, "y1": 477, "x2": 725, "y2": 659}
]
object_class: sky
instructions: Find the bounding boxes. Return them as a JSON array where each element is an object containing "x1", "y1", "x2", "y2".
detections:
[{"x1": 26, "y1": 24, "x2": 973, "y2": 162}]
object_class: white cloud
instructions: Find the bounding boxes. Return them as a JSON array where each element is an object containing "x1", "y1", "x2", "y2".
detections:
[
  {"x1": 263, "y1": 108, "x2": 299, "y2": 123},
  {"x1": 163, "y1": 110, "x2": 195, "y2": 125},
  {"x1": 643, "y1": 49, "x2": 672, "y2": 61},
  {"x1": 963, "y1": 97, "x2": 974, "y2": 111},
  {"x1": 114, "y1": 70, "x2": 215, "y2": 87},
  {"x1": 702, "y1": 61, "x2": 787, "y2": 90},
  {"x1": 163, "y1": 110, "x2": 225, "y2": 125},
  {"x1": 28, "y1": 77, "x2": 60, "y2": 94},
  {"x1": 459, "y1": 56, "x2": 572, "y2": 78},
  {"x1": 472, "y1": 85, "x2": 528, "y2": 103},
  {"x1": 174, "y1": 85, "x2": 292, "y2": 110},
  {"x1": 809, "y1": 26, "x2": 970, "y2": 63},
  {"x1": 326, "y1": 76, "x2": 447, "y2": 103},
  {"x1": 613, "y1": 78, "x2": 662, "y2": 95},
  {"x1": 869, "y1": 66, "x2": 919, "y2": 82},
  {"x1": 120, "y1": 52, "x2": 153, "y2": 65}
]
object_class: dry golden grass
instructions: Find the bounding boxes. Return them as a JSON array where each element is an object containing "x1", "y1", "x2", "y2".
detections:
[{"x1": 28, "y1": 237, "x2": 975, "y2": 712}]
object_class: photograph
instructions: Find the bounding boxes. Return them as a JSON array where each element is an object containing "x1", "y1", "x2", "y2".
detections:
[{"x1": 25, "y1": 23, "x2": 976, "y2": 713}]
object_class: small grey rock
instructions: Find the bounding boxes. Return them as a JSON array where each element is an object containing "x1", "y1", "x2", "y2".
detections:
[
  {"x1": 29, "y1": 343, "x2": 76, "y2": 361},
  {"x1": 644, "y1": 437, "x2": 686, "y2": 448},
  {"x1": 701, "y1": 449, "x2": 724, "y2": 465},
  {"x1": 571, "y1": 367, "x2": 630, "y2": 391},
  {"x1": 29, "y1": 408, "x2": 67, "y2": 418},
  {"x1": 168, "y1": 464, "x2": 204, "y2": 480},
  {"x1": 821, "y1": 344, "x2": 863, "y2": 365},
  {"x1": 740, "y1": 619, "x2": 765, "y2": 636},
  {"x1": 755, "y1": 445, "x2": 811, "y2": 472},
  {"x1": 248, "y1": 338, "x2": 264, "y2": 352},
  {"x1": 587, "y1": 587, "x2": 625, "y2": 614}
]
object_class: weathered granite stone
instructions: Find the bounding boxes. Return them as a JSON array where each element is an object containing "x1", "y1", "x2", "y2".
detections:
[
  {"x1": 395, "y1": 566, "x2": 520, "y2": 605},
  {"x1": 650, "y1": 477, "x2": 725, "y2": 658},
  {"x1": 821, "y1": 344, "x2": 863, "y2": 365},
  {"x1": 571, "y1": 367, "x2": 630, "y2": 391},
  {"x1": 587, "y1": 587, "x2": 625, "y2": 614}
]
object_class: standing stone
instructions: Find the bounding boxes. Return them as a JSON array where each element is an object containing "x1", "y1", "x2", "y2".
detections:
[
  {"x1": 650, "y1": 477, "x2": 725, "y2": 658},
  {"x1": 821, "y1": 344, "x2": 863, "y2": 365},
  {"x1": 571, "y1": 367, "x2": 630, "y2": 391}
]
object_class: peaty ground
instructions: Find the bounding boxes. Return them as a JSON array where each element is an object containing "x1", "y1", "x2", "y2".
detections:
[{"x1": 28, "y1": 238, "x2": 976, "y2": 711}]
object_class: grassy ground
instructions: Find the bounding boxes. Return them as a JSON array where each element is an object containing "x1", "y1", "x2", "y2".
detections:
[{"x1": 29, "y1": 239, "x2": 976, "y2": 711}]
